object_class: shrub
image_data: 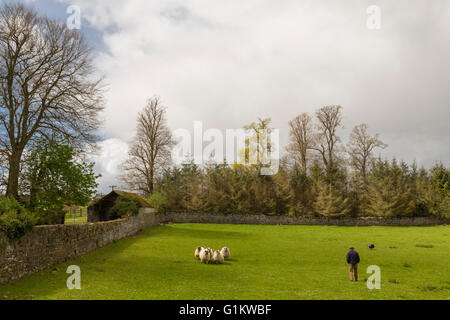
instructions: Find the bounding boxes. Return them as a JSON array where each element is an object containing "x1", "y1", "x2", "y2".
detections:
[
  {"x1": 0, "y1": 197, "x2": 37, "y2": 240},
  {"x1": 35, "y1": 210, "x2": 66, "y2": 226},
  {"x1": 148, "y1": 192, "x2": 167, "y2": 213},
  {"x1": 110, "y1": 195, "x2": 142, "y2": 219}
]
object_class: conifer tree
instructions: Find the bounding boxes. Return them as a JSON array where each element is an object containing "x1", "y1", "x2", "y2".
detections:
[
  {"x1": 419, "y1": 164, "x2": 450, "y2": 218},
  {"x1": 314, "y1": 182, "x2": 352, "y2": 217},
  {"x1": 366, "y1": 159, "x2": 415, "y2": 217}
]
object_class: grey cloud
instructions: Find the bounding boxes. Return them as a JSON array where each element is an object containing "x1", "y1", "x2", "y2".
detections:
[{"x1": 53, "y1": 0, "x2": 449, "y2": 191}]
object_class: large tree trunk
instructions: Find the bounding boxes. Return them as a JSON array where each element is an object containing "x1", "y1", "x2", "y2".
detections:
[
  {"x1": 6, "y1": 148, "x2": 24, "y2": 199},
  {"x1": 149, "y1": 167, "x2": 154, "y2": 195},
  {"x1": 301, "y1": 154, "x2": 307, "y2": 172}
]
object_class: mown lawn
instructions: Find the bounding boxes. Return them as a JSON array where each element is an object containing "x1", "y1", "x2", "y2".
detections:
[
  {"x1": 0, "y1": 224, "x2": 449, "y2": 300},
  {"x1": 64, "y1": 207, "x2": 88, "y2": 225},
  {"x1": 64, "y1": 216, "x2": 87, "y2": 225}
]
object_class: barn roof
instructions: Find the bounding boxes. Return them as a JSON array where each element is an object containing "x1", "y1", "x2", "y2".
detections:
[
  {"x1": 90, "y1": 190, "x2": 153, "y2": 208},
  {"x1": 114, "y1": 191, "x2": 153, "y2": 207}
]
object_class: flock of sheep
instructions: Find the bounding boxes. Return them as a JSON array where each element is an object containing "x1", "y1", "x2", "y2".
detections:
[{"x1": 195, "y1": 246, "x2": 231, "y2": 264}]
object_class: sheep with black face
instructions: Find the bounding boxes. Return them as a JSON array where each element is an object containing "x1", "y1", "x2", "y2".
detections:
[
  {"x1": 221, "y1": 247, "x2": 231, "y2": 259},
  {"x1": 213, "y1": 250, "x2": 224, "y2": 264},
  {"x1": 195, "y1": 246, "x2": 204, "y2": 259},
  {"x1": 199, "y1": 248, "x2": 212, "y2": 264}
]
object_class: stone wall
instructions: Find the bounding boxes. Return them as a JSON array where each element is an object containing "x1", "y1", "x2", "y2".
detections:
[
  {"x1": 159, "y1": 212, "x2": 450, "y2": 227},
  {"x1": 0, "y1": 208, "x2": 158, "y2": 286}
]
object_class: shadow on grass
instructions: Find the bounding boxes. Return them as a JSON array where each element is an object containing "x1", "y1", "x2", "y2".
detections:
[{"x1": 204, "y1": 262, "x2": 233, "y2": 267}]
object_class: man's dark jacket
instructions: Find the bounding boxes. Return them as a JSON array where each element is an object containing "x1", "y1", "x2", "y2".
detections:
[{"x1": 346, "y1": 250, "x2": 360, "y2": 265}]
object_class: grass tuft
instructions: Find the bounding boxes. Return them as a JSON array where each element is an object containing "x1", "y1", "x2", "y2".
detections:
[
  {"x1": 415, "y1": 244, "x2": 434, "y2": 249},
  {"x1": 388, "y1": 279, "x2": 399, "y2": 284}
]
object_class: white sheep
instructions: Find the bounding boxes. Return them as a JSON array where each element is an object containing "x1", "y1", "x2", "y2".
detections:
[
  {"x1": 195, "y1": 246, "x2": 204, "y2": 259},
  {"x1": 221, "y1": 247, "x2": 231, "y2": 259},
  {"x1": 213, "y1": 250, "x2": 224, "y2": 264},
  {"x1": 199, "y1": 248, "x2": 212, "y2": 264}
]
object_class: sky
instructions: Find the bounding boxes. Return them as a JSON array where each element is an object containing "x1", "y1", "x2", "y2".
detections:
[{"x1": 9, "y1": 0, "x2": 450, "y2": 193}]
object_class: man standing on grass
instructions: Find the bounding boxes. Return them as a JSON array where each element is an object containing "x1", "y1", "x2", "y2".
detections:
[{"x1": 346, "y1": 246, "x2": 360, "y2": 282}]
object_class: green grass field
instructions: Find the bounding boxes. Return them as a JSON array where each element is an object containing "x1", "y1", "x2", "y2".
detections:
[{"x1": 0, "y1": 224, "x2": 449, "y2": 300}]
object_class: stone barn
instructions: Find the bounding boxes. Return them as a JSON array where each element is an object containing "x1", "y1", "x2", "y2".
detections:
[{"x1": 87, "y1": 190, "x2": 152, "y2": 222}]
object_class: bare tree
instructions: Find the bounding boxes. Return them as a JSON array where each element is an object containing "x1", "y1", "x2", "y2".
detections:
[
  {"x1": 120, "y1": 97, "x2": 174, "y2": 196},
  {"x1": 286, "y1": 113, "x2": 314, "y2": 171},
  {"x1": 0, "y1": 4, "x2": 104, "y2": 198},
  {"x1": 312, "y1": 105, "x2": 343, "y2": 168},
  {"x1": 347, "y1": 124, "x2": 387, "y2": 182}
]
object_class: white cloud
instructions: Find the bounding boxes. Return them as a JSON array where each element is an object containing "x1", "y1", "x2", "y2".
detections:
[{"x1": 90, "y1": 138, "x2": 129, "y2": 193}]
